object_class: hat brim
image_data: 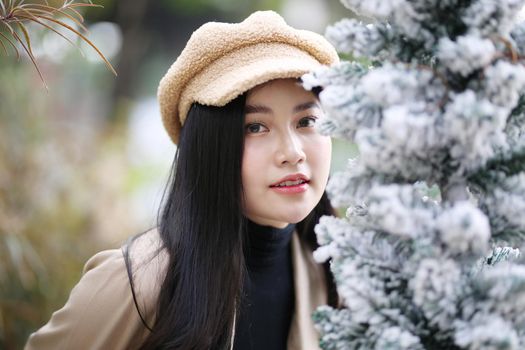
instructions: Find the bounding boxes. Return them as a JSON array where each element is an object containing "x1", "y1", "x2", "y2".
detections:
[{"x1": 178, "y1": 42, "x2": 323, "y2": 125}]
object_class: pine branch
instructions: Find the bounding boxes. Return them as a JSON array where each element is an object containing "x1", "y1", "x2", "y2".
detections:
[{"x1": 468, "y1": 145, "x2": 525, "y2": 191}]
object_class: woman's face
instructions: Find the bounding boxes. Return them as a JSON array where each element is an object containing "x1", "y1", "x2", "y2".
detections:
[{"x1": 242, "y1": 78, "x2": 332, "y2": 228}]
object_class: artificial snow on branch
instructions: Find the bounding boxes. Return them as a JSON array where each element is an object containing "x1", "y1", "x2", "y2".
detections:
[{"x1": 303, "y1": 0, "x2": 525, "y2": 348}]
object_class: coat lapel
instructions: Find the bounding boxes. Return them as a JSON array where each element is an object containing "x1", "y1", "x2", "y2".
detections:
[{"x1": 287, "y1": 231, "x2": 328, "y2": 350}]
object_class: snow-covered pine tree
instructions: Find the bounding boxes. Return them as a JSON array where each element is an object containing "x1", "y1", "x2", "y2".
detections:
[{"x1": 301, "y1": 0, "x2": 525, "y2": 349}]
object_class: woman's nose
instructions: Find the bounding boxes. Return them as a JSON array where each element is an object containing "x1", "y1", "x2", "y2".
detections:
[{"x1": 276, "y1": 132, "x2": 306, "y2": 165}]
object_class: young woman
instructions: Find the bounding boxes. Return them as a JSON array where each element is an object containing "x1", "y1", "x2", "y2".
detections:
[{"x1": 25, "y1": 10, "x2": 340, "y2": 350}]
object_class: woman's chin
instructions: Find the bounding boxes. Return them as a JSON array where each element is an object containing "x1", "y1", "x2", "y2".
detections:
[{"x1": 281, "y1": 211, "x2": 311, "y2": 225}]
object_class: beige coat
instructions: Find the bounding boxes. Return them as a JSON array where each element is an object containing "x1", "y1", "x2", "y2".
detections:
[{"x1": 25, "y1": 229, "x2": 329, "y2": 349}]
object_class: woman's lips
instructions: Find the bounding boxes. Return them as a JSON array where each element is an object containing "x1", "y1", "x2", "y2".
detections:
[
  {"x1": 270, "y1": 173, "x2": 310, "y2": 187},
  {"x1": 270, "y1": 181, "x2": 309, "y2": 194}
]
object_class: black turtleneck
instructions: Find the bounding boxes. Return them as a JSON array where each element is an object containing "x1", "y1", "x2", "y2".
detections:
[{"x1": 233, "y1": 219, "x2": 296, "y2": 350}]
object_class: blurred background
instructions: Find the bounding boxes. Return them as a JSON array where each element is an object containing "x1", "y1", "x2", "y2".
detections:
[{"x1": 0, "y1": 0, "x2": 357, "y2": 348}]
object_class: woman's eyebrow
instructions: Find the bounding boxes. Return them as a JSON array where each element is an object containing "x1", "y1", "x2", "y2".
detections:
[
  {"x1": 293, "y1": 101, "x2": 320, "y2": 113},
  {"x1": 245, "y1": 104, "x2": 272, "y2": 114},
  {"x1": 244, "y1": 101, "x2": 320, "y2": 114}
]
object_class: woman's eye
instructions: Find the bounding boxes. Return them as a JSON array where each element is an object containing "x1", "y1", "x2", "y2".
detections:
[
  {"x1": 245, "y1": 123, "x2": 268, "y2": 134},
  {"x1": 298, "y1": 116, "x2": 317, "y2": 128}
]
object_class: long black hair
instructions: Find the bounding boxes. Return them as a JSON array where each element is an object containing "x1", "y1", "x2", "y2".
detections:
[{"x1": 126, "y1": 91, "x2": 337, "y2": 349}]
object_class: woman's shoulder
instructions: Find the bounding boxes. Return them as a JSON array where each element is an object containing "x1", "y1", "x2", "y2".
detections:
[
  {"x1": 83, "y1": 227, "x2": 168, "y2": 305},
  {"x1": 25, "y1": 228, "x2": 168, "y2": 350}
]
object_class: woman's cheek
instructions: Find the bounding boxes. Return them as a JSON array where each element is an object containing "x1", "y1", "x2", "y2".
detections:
[
  {"x1": 310, "y1": 134, "x2": 331, "y2": 161},
  {"x1": 311, "y1": 135, "x2": 332, "y2": 187},
  {"x1": 242, "y1": 139, "x2": 265, "y2": 189}
]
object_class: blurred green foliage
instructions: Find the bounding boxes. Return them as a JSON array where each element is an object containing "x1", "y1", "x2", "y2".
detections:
[
  {"x1": 159, "y1": 0, "x2": 282, "y2": 16},
  {"x1": 0, "y1": 56, "x2": 135, "y2": 348},
  {"x1": 82, "y1": 0, "x2": 117, "y2": 21}
]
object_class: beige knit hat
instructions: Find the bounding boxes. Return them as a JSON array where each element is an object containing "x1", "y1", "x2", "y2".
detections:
[{"x1": 157, "y1": 10, "x2": 339, "y2": 144}]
